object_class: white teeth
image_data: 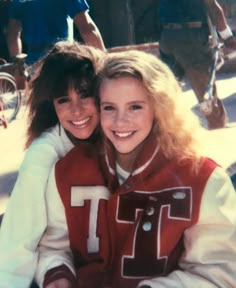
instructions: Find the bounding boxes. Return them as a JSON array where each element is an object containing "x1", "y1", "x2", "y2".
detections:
[
  {"x1": 72, "y1": 117, "x2": 90, "y2": 126},
  {"x1": 115, "y1": 131, "x2": 133, "y2": 138}
]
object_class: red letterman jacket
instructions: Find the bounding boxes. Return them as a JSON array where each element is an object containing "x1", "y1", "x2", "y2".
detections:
[{"x1": 49, "y1": 132, "x2": 218, "y2": 288}]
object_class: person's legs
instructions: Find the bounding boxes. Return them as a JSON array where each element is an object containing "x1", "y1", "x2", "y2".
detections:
[
  {"x1": 160, "y1": 27, "x2": 212, "y2": 99},
  {"x1": 161, "y1": 27, "x2": 227, "y2": 129},
  {"x1": 185, "y1": 65, "x2": 227, "y2": 129},
  {"x1": 159, "y1": 49, "x2": 185, "y2": 81},
  {"x1": 185, "y1": 67, "x2": 210, "y2": 103}
]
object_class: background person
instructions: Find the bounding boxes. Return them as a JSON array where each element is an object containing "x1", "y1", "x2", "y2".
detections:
[
  {"x1": 7, "y1": 0, "x2": 105, "y2": 65},
  {"x1": 158, "y1": 0, "x2": 236, "y2": 129},
  {"x1": 0, "y1": 0, "x2": 10, "y2": 61}
]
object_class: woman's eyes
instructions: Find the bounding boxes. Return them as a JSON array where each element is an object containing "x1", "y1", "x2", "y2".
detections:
[
  {"x1": 131, "y1": 104, "x2": 142, "y2": 110},
  {"x1": 56, "y1": 97, "x2": 70, "y2": 104},
  {"x1": 102, "y1": 104, "x2": 142, "y2": 111},
  {"x1": 56, "y1": 91, "x2": 91, "y2": 104},
  {"x1": 103, "y1": 105, "x2": 114, "y2": 111}
]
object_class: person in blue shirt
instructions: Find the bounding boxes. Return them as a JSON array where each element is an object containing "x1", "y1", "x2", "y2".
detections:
[
  {"x1": 7, "y1": 0, "x2": 105, "y2": 65},
  {"x1": 158, "y1": 0, "x2": 236, "y2": 130}
]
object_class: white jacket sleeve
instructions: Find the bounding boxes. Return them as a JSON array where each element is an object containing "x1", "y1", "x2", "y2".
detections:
[
  {"x1": 0, "y1": 125, "x2": 74, "y2": 288},
  {"x1": 138, "y1": 167, "x2": 236, "y2": 288},
  {"x1": 35, "y1": 165, "x2": 75, "y2": 287},
  {"x1": 0, "y1": 144, "x2": 58, "y2": 288}
]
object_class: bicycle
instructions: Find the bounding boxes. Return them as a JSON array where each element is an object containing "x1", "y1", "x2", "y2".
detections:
[{"x1": 0, "y1": 54, "x2": 28, "y2": 128}]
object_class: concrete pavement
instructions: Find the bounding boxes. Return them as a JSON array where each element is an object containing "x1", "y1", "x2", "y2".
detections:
[{"x1": 0, "y1": 106, "x2": 27, "y2": 214}]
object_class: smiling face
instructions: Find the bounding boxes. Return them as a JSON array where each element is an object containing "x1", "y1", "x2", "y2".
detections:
[
  {"x1": 54, "y1": 88, "x2": 99, "y2": 141},
  {"x1": 100, "y1": 76, "x2": 155, "y2": 170}
]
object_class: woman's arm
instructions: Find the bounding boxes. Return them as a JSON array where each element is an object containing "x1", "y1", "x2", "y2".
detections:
[
  {"x1": 35, "y1": 165, "x2": 76, "y2": 288},
  {"x1": 0, "y1": 126, "x2": 74, "y2": 287},
  {"x1": 0, "y1": 144, "x2": 58, "y2": 287}
]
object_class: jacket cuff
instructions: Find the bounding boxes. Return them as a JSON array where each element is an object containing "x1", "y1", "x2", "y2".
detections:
[{"x1": 43, "y1": 264, "x2": 77, "y2": 288}]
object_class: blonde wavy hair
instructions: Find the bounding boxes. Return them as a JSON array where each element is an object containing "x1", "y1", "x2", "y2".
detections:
[{"x1": 96, "y1": 50, "x2": 206, "y2": 173}]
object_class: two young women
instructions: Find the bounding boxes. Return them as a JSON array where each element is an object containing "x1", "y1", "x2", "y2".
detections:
[{"x1": 37, "y1": 50, "x2": 236, "y2": 287}]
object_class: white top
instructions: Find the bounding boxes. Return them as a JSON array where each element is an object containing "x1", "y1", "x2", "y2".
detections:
[
  {"x1": 0, "y1": 124, "x2": 74, "y2": 288},
  {"x1": 36, "y1": 165, "x2": 236, "y2": 288}
]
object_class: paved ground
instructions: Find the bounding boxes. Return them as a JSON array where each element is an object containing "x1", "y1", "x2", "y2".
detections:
[
  {"x1": 183, "y1": 72, "x2": 236, "y2": 177},
  {"x1": 0, "y1": 71, "x2": 236, "y2": 215},
  {"x1": 0, "y1": 106, "x2": 27, "y2": 214}
]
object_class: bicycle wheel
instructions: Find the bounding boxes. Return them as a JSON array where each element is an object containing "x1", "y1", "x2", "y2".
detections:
[{"x1": 0, "y1": 72, "x2": 21, "y2": 126}]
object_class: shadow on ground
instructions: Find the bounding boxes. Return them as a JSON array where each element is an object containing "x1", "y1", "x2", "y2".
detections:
[
  {"x1": 222, "y1": 93, "x2": 236, "y2": 123},
  {"x1": 0, "y1": 171, "x2": 18, "y2": 196}
]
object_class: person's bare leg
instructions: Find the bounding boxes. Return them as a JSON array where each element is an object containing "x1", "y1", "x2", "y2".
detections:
[
  {"x1": 185, "y1": 68, "x2": 211, "y2": 103},
  {"x1": 185, "y1": 68, "x2": 227, "y2": 129}
]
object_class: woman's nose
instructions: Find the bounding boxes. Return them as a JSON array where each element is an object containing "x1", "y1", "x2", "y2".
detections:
[
  {"x1": 115, "y1": 110, "x2": 129, "y2": 124},
  {"x1": 71, "y1": 98, "x2": 83, "y2": 115}
]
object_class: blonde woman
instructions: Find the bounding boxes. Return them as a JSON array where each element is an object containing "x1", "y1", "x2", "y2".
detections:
[{"x1": 37, "y1": 50, "x2": 236, "y2": 288}]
